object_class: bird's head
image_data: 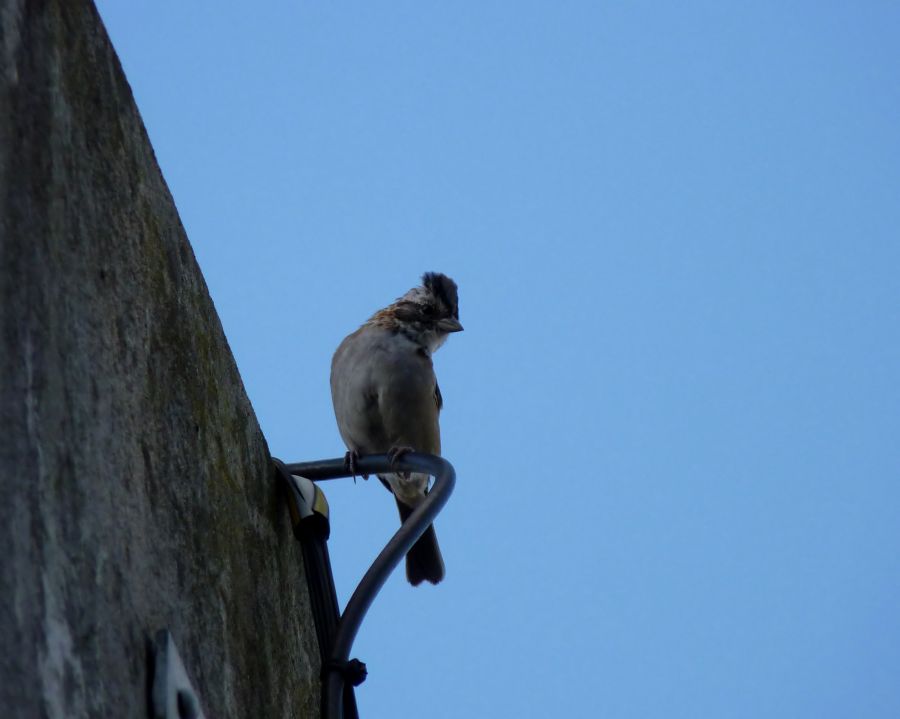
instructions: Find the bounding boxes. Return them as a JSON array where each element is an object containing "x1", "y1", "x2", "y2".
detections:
[{"x1": 372, "y1": 272, "x2": 463, "y2": 353}]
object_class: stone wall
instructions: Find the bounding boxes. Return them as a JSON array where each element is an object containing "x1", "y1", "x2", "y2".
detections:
[{"x1": 0, "y1": 1, "x2": 320, "y2": 716}]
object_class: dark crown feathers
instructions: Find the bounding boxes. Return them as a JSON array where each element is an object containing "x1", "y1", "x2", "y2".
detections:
[{"x1": 422, "y1": 272, "x2": 459, "y2": 318}]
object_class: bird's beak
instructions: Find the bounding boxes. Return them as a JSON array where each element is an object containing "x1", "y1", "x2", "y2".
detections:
[{"x1": 437, "y1": 317, "x2": 464, "y2": 333}]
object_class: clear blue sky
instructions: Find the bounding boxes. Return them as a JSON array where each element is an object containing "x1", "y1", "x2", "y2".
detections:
[{"x1": 96, "y1": 3, "x2": 900, "y2": 717}]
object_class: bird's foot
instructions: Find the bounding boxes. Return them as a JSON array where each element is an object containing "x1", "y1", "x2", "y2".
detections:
[
  {"x1": 344, "y1": 450, "x2": 369, "y2": 481},
  {"x1": 388, "y1": 445, "x2": 415, "y2": 478}
]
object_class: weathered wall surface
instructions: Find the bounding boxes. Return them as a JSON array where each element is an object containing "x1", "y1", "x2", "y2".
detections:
[{"x1": 0, "y1": 1, "x2": 320, "y2": 716}]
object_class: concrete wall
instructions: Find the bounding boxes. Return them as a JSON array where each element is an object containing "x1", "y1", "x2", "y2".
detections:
[{"x1": 0, "y1": 1, "x2": 320, "y2": 716}]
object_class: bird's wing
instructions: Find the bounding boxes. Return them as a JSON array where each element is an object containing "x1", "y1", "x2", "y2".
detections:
[{"x1": 331, "y1": 328, "x2": 391, "y2": 452}]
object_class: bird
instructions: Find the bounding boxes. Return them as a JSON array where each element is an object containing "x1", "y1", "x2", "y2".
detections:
[{"x1": 330, "y1": 272, "x2": 463, "y2": 585}]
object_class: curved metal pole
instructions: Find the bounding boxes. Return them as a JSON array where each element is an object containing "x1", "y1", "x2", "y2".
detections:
[{"x1": 284, "y1": 453, "x2": 456, "y2": 719}]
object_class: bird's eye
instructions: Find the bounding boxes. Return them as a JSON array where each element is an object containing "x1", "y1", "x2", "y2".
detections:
[{"x1": 423, "y1": 305, "x2": 435, "y2": 316}]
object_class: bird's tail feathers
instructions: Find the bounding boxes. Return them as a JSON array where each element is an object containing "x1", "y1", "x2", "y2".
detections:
[{"x1": 396, "y1": 499, "x2": 445, "y2": 586}]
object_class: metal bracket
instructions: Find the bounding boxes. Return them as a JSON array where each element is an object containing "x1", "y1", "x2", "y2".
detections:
[
  {"x1": 281, "y1": 453, "x2": 456, "y2": 719},
  {"x1": 151, "y1": 629, "x2": 207, "y2": 719}
]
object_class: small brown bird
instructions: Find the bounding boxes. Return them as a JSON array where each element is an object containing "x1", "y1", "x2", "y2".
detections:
[{"x1": 330, "y1": 272, "x2": 463, "y2": 585}]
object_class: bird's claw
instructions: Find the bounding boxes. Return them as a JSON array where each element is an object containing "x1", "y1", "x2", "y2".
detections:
[
  {"x1": 344, "y1": 450, "x2": 368, "y2": 482},
  {"x1": 388, "y1": 446, "x2": 414, "y2": 478}
]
